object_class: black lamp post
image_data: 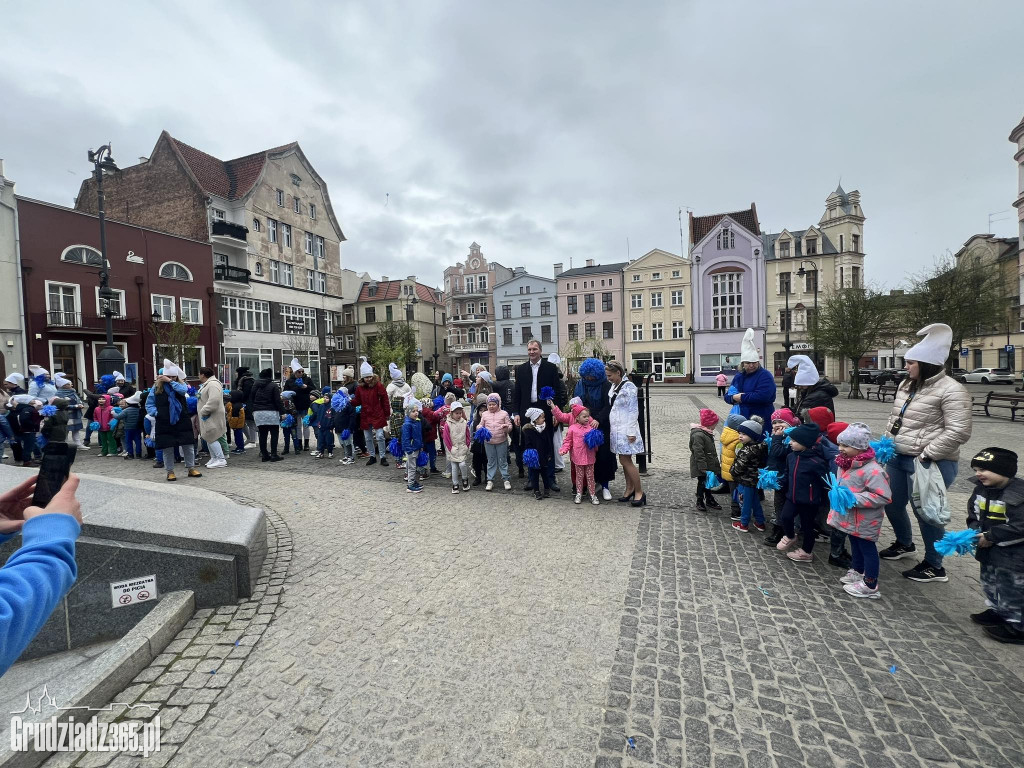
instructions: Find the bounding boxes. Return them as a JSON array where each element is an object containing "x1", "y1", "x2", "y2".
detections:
[
  {"x1": 796, "y1": 260, "x2": 819, "y2": 370},
  {"x1": 88, "y1": 144, "x2": 124, "y2": 378},
  {"x1": 687, "y1": 325, "x2": 694, "y2": 383},
  {"x1": 783, "y1": 279, "x2": 792, "y2": 358}
]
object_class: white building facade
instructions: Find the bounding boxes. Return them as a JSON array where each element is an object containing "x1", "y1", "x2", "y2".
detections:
[{"x1": 493, "y1": 267, "x2": 559, "y2": 367}]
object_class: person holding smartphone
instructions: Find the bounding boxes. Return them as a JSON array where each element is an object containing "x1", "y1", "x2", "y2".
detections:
[{"x1": 0, "y1": 474, "x2": 82, "y2": 675}]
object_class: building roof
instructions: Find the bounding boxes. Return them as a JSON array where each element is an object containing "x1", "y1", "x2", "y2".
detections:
[
  {"x1": 167, "y1": 134, "x2": 298, "y2": 200},
  {"x1": 356, "y1": 279, "x2": 442, "y2": 305},
  {"x1": 688, "y1": 204, "x2": 760, "y2": 246},
  {"x1": 762, "y1": 229, "x2": 838, "y2": 260},
  {"x1": 1010, "y1": 113, "x2": 1024, "y2": 143},
  {"x1": 556, "y1": 261, "x2": 628, "y2": 278}
]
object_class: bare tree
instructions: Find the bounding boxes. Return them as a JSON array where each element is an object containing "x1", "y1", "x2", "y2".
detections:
[{"x1": 149, "y1": 316, "x2": 201, "y2": 377}]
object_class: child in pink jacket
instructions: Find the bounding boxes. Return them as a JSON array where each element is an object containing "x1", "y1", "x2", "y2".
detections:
[
  {"x1": 560, "y1": 405, "x2": 599, "y2": 505},
  {"x1": 549, "y1": 397, "x2": 598, "y2": 491},
  {"x1": 479, "y1": 393, "x2": 514, "y2": 490},
  {"x1": 95, "y1": 395, "x2": 116, "y2": 457}
]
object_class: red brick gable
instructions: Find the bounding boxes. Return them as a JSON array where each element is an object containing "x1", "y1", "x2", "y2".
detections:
[{"x1": 689, "y1": 204, "x2": 760, "y2": 246}]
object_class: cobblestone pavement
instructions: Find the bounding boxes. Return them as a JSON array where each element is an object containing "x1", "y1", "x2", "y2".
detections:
[{"x1": 35, "y1": 386, "x2": 1024, "y2": 767}]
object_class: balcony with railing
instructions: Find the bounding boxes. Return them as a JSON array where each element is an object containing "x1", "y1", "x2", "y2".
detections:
[
  {"x1": 447, "y1": 283, "x2": 489, "y2": 298},
  {"x1": 211, "y1": 220, "x2": 248, "y2": 247},
  {"x1": 450, "y1": 341, "x2": 490, "y2": 354},
  {"x1": 449, "y1": 313, "x2": 489, "y2": 324},
  {"x1": 37, "y1": 311, "x2": 139, "y2": 334},
  {"x1": 214, "y1": 264, "x2": 252, "y2": 285}
]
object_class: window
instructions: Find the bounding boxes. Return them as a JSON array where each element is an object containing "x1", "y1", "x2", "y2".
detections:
[
  {"x1": 47, "y1": 282, "x2": 79, "y2": 325},
  {"x1": 521, "y1": 326, "x2": 533, "y2": 344},
  {"x1": 151, "y1": 294, "x2": 174, "y2": 322},
  {"x1": 480, "y1": 326, "x2": 489, "y2": 344},
  {"x1": 651, "y1": 292, "x2": 663, "y2": 308},
  {"x1": 540, "y1": 300, "x2": 551, "y2": 315},
  {"x1": 716, "y1": 229, "x2": 735, "y2": 249},
  {"x1": 154, "y1": 345, "x2": 205, "y2": 379},
  {"x1": 466, "y1": 302, "x2": 476, "y2": 315},
  {"x1": 284, "y1": 350, "x2": 320, "y2": 383},
  {"x1": 541, "y1": 325, "x2": 552, "y2": 344},
  {"x1": 268, "y1": 219, "x2": 278, "y2": 243},
  {"x1": 602, "y1": 293, "x2": 613, "y2": 311},
  {"x1": 282, "y1": 223, "x2": 292, "y2": 247},
  {"x1": 304, "y1": 232, "x2": 314, "y2": 255},
  {"x1": 269, "y1": 260, "x2": 293, "y2": 287},
  {"x1": 520, "y1": 303, "x2": 530, "y2": 317},
  {"x1": 672, "y1": 270, "x2": 681, "y2": 278},
  {"x1": 503, "y1": 327, "x2": 513, "y2": 346},
  {"x1": 365, "y1": 307, "x2": 376, "y2": 323},
  {"x1": 367, "y1": 285, "x2": 377, "y2": 297},
  {"x1": 223, "y1": 297, "x2": 270, "y2": 332},
  {"x1": 779, "y1": 309, "x2": 792, "y2": 332},
  {"x1": 254, "y1": 262, "x2": 263, "y2": 277},
  {"x1": 310, "y1": 203, "x2": 316, "y2": 220},
  {"x1": 779, "y1": 272, "x2": 792, "y2": 294},
  {"x1": 672, "y1": 321, "x2": 685, "y2": 339},
  {"x1": 315, "y1": 236, "x2": 325, "y2": 261},
  {"x1": 840, "y1": 266, "x2": 845, "y2": 287},
  {"x1": 852, "y1": 234, "x2": 860, "y2": 253},
  {"x1": 467, "y1": 328, "x2": 477, "y2": 344},
  {"x1": 567, "y1": 296, "x2": 578, "y2": 314},
  {"x1": 652, "y1": 272, "x2": 662, "y2": 280},
  {"x1": 632, "y1": 324, "x2": 643, "y2": 341},
  {"x1": 502, "y1": 304, "x2": 511, "y2": 319},
  {"x1": 253, "y1": 218, "x2": 261, "y2": 233},
  {"x1": 631, "y1": 274, "x2": 641, "y2": 283},
  {"x1": 852, "y1": 265, "x2": 861, "y2": 288},
  {"x1": 307, "y1": 269, "x2": 326, "y2": 294},
  {"x1": 585, "y1": 322, "x2": 596, "y2": 339},
  {"x1": 478, "y1": 276, "x2": 487, "y2": 291},
  {"x1": 213, "y1": 209, "x2": 226, "y2": 221},
  {"x1": 294, "y1": 197, "x2": 301, "y2": 214},
  {"x1": 711, "y1": 272, "x2": 743, "y2": 330},
  {"x1": 839, "y1": 234, "x2": 845, "y2": 252},
  {"x1": 225, "y1": 348, "x2": 274, "y2": 379},
  {"x1": 631, "y1": 293, "x2": 643, "y2": 309},
  {"x1": 584, "y1": 294, "x2": 595, "y2": 313},
  {"x1": 386, "y1": 305, "x2": 393, "y2": 321},
  {"x1": 805, "y1": 238, "x2": 817, "y2": 255},
  {"x1": 608, "y1": 277, "x2": 614, "y2": 287},
  {"x1": 804, "y1": 269, "x2": 818, "y2": 293},
  {"x1": 60, "y1": 245, "x2": 103, "y2": 266},
  {"x1": 276, "y1": 189, "x2": 284, "y2": 207},
  {"x1": 159, "y1": 262, "x2": 193, "y2": 281},
  {"x1": 568, "y1": 324, "x2": 579, "y2": 341},
  {"x1": 780, "y1": 241, "x2": 790, "y2": 258},
  {"x1": 652, "y1": 322, "x2": 664, "y2": 340},
  {"x1": 94, "y1": 286, "x2": 125, "y2": 318},
  {"x1": 281, "y1": 304, "x2": 317, "y2": 335},
  {"x1": 465, "y1": 276, "x2": 475, "y2": 293},
  {"x1": 180, "y1": 298, "x2": 202, "y2": 324},
  {"x1": 345, "y1": 334, "x2": 355, "y2": 349},
  {"x1": 671, "y1": 290, "x2": 684, "y2": 306}
]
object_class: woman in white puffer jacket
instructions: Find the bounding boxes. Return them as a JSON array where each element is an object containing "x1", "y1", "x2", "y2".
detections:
[{"x1": 879, "y1": 323, "x2": 972, "y2": 583}]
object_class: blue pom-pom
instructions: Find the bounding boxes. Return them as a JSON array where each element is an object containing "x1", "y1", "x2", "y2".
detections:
[
  {"x1": 33, "y1": 373, "x2": 47, "y2": 388},
  {"x1": 757, "y1": 469, "x2": 781, "y2": 490},
  {"x1": 331, "y1": 392, "x2": 348, "y2": 410},
  {"x1": 186, "y1": 385, "x2": 197, "y2": 396},
  {"x1": 763, "y1": 434, "x2": 773, "y2": 450},
  {"x1": 584, "y1": 428, "x2": 604, "y2": 449},
  {"x1": 41, "y1": 405, "x2": 57, "y2": 417},
  {"x1": 705, "y1": 470, "x2": 718, "y2": 487},
  {"x1": 112, "y1": 407, "x2": 123, "y2": 416},
  {"x1": 280, "y1": 414, "x2": 295, "y2": 428},
  {"x1": 935, "y1": 529, "x2": 981, "y2": 557},
  {"x1": 870, "y1": 434, "x2": 895, "y2": 465},
  {"x1": 540, "y1": 386, "x2": 556, "y2": 401},
  {"x1": 473, "y1": 427, "x2": 492, "y2": 443},
  {"x1": 36, "y1": 433, "x2": 47, "y2": 448},
  {"x1": 341, "y1": 429, "x2": 351, "y2": 441},
  {"x1": 388, "y1": 437, "x2": 402, "y2": 458},
  {"x1": 433, "y1": 396, "x2": 446, "y2": 410},
  {"x1": 108, "y1": 418, "x2": 118, "y2": 429},
  {"x1": 578, "y1": 358, "x2": 606, "y2": 380},
  {"x1": 826, "y1": 472, "x2": 857, "y2": 515},
  {"x1": 89, "y1": 421, "x2": 101, "y2": 431},
  {"x1": 302, "y1": 414, "x2": 311, "y2": 426},
  {"x1": 416, "y1": 451, "x2": 429, "y2": 467},
  {"x1": 144, "y1": 437, "x2": 154, "y2": 448},
  {"x1": 523, "y1": 449, "x2": 540, "y2": 469},
  {"x1": 186, "y1": 396, "x2": 198, "y2": 414},
  {"x1": 295, "y1": 377, "x2": 303, "y2": 386}
]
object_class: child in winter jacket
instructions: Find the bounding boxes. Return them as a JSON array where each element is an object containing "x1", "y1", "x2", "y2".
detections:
[
  {"x1": 95, "y1": 395, "x2": 116, "y2": 457},
  {"x1": 689, "y1": 409, "x2": 722, "y2": 512},
  {"x1": 777, "y1": 422, "x2": 829, "y2": 563},
  {"x1": 226, "y1": 398, "x2": 247, "y2": 453},
  {"x1": 731, "y1": 417, "x2": 768, "y2": 532},
  {"x1": 720, "y1": 413, "x2": 743, "y2": 516},
  {"x1": 400, "y1": 402, "x2": 424, "y2": 493},
  {"x1": 550, "y1": 397, "x2": 598, "y2": 493},
  {"x1": 442, "y1": 402, "x2": 472, "y2": 492},
  {"x1": 966, "y1": 447, "x2": 1024, "y2": 644},
  {"x1": 521, "y1": 407, "x2": 555, "y2": 499},
  {"x1": 120, "y1": 393, "x2": 143, "y2": 459},
  {"x1": 307, "y1": 387, "x2": 333, "y2": 459},
  {"x1": 9, "y1": 396, "x2": 43, "y2": 466},
  {"x1": 825, "y1": 423, "x2": 892, "y2": 599},
  {"x1": 279, "y1": 391, "x2": 301, "y2": 454},
  {"x1": 470, "y1": 398, "x2": 488, "y2": 486},
  {"x1": 560, "y1": 405, "x2": 600, "y2": 505},
  {"x1": 331, "y1": 389, "x2": 357, "y2": 464},
  {"x1": 419, "y1": 401, "x2": 445, "y2": 473},
  {"x1": 764, "y1": 408, "x2": 797, "y2": 546},
  {"x1": 480, "y1": 393, "x2": 514, "y2": 490}
]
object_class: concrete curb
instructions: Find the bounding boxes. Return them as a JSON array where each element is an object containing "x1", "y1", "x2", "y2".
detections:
[{"x1": 1, "y1": 590, "x2": 195, "y2": 768}]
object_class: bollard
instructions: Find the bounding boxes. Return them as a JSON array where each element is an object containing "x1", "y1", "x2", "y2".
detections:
[{"x1": 629, "y1": 372, "x2": 652, "y2": 474}]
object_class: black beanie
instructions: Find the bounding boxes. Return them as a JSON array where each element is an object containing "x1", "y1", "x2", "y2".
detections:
[
  {"x1": 235, "y1": 366, "x2": 250, "y2": 375},
  {"x1": 259, "y1": 367, "x2": 274, "y2": 379},
  {"x1": 971, "y1": 447, "x2": 1017, "y2": 478},
  {"x1": 788, "y1": 423, "x2": 820, "y2": 449}
]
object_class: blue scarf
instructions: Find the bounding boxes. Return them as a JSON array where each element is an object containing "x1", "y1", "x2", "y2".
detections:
[{"x1": 166, "y1": 384, "x2": 183, "y2": 425}]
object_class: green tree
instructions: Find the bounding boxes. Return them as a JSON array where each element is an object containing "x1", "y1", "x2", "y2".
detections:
[
  {"x1": 807, "y1": 285, "x2": 897, "y2": 398},
  {"x1": 559, "y1": 338, "x2": 611, "y2": 394},
  {"x1": 364, "y1": 319, "x2": 418, "y2": 374},
  {"x1": 903, "y1": 252, "x2": 1009, "y2": 369},
  {"x1": 150, "y1": 315, "x2": 201, "y2": 378}
]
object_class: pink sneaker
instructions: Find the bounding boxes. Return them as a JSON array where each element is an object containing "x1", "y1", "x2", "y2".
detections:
[
  {"x1": 787, "y1": 549, "x2": 813, "y2": 563},
  {"x1": 776, "y1": 536, "x2": 795, "y2": 551},
  {"x1": 843, "y1": 581, "x2": 880, "y2": 599},
  {"x1": 840, "y1": 569, "x2": 864, "y2": 585}
]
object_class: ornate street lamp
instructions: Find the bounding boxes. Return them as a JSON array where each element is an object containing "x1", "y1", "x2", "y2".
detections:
[{"x1": 88, "y1": 144, "x2": 124, "y2": 378}]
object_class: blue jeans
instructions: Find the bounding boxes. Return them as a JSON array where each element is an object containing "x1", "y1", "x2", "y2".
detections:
[
  {"x1": 884, "y1": 453, "x2": 958, "y2": 568},
  {"x1": 125, "y1": 428, "x2": 143, "y2": 457},
  {"x1": 738, "y1": 484, "x2": 765, "y2": 526},
  {"x1": 485, "y1": 442, "x2": 510, "y2": 482},
  {"x1": 424, "y1": 442, "x2": 437, "y2": 470},
  {"x1": 318, "y1": 427, "x2": 334, "y2": 453},
  {"x1": 233, "y1": 428, "x2": 246, "y2": 451},
  {"x1": 849, "y1": 535, "x2": 880, "y2": 586},
  {"x1": 364, "y1": 428, "x2": 386, "y2": 459}
]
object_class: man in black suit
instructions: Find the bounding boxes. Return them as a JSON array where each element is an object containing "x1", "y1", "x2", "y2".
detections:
[{"x1": 513, "y1": 340, "x2": 564, "y2": 490}]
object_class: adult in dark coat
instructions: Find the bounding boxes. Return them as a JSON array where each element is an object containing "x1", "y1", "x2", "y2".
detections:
[
  {"x1": 573, "y1": 357, "x2": 616, "y2": 497},
  {"x1": 493, "y1": 366, "x2": 522, "y2": 475},
  {"x1": 234, "y1": 367, "x2": 256, "y2": 445},
  {"x1": 781, "y1": 366, "x2": 796, "y2": 409},
  {"x1": 788, "y1": 354, "x2": 838, "y2": 415},
  {"x1": 146, "y1": 364, "x2": 198, "y2": 480},
  {"x1": 514, "y1": 340, "x2": 565, "y2": 488},
  {"x1": 249, "y1": 368, "x2": 284, "y2": 461}
]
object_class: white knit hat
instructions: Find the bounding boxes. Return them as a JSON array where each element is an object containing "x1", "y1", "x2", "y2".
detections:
[
  {"x1": 548, "y1": 353, "x2": 561, "y2": 365},
  {"x1": 525, "y1": 407, "x2": 543, "y2": 422},
  {"x1": 740, "y1": 328, "x2": 759, "y2": 363},
  {"x1": 28, "y1": 365, "x2": 49, "y2": 376},
  {"x1": 905, "y1": 323, "x2": 953, "y2": 366},
  {"x1": 112, "y1": 371, "x2": 125, "y2": 381},
  {"x1": 359, "y1": 360, "x2": 373, "y2": 378},
  {"x1": 389, "y1": 362, "x2": 402, "y2": 380},
  {"x1": 787, "y1": 355, "x2": 818, "y2": 386},
  {"x1": 125, "y1": 392, "x2": 142, "y2": 405}
]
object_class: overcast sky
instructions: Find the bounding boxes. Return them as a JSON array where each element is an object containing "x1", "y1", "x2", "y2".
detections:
[{"x1": 2, "y1": 1, "x2": 1022, "y2": 290}]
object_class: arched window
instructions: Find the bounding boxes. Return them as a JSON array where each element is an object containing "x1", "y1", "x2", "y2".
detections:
[
  {"x1": 480, "y1": 326, "x2": 489, "y2": 343},
  {"x1": 61, "y1": 245, "x2": 103, "y2": 266},
  {"x1": 254, "y1": 262, "x2": 263, "y2": 276},
  {"x1": 159, "y1": 262, "x2": 193, "y2": 281}
]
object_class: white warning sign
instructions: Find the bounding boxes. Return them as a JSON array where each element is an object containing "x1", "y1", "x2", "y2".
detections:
[{"x1": 110, "y1": 574, "x2": 158, "y2": 608}]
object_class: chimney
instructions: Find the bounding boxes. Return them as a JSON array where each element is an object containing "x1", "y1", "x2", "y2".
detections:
[
  {"x1": 586, "y1": 259, "x2": 595, "y2": 267},
  {"x1": 553, "y1": 262, "x2": 563, "y2": 277},
  {"x1": 407, "y1": 275, "x2": 416, "y2": 281},
  {"x1": 381, "y1": 276, "x2": 389, "y2": 282}
]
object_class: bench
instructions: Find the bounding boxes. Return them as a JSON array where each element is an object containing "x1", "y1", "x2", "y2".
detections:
[
  {"x1": 973, "y1": 391, "x2": 1024, "y2": 421},
  {"x1": 867, "y1": 384, "x2": 898, "y2": 402}
]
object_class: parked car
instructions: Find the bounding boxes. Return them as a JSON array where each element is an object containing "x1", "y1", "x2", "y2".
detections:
[
  {"x1": 950, "y1": 367, "x2": 969, "y2": 379},
  {"x1": 856, "y1": 368, "x2": 878, "y2": 383},
  {"x1": 875, "y1": 369, "x2": 908, "y2": 386},
  {"x1": 960, "y1": 367, "x2": 1015, "y2": 384}
]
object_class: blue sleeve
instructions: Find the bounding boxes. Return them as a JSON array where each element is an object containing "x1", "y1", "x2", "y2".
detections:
[
  {"x1": 741, "y1": 370, "x2": 777, "y2": 406},
  {"x1": 0, "y1": 514, "x2": 80, "y2": 675},
  {"x1": 145, "y1": 389, "x2": 157, "y2": 418},
  {"x1": 169, "y1": 381, "x2": 188, "y2": 395}
]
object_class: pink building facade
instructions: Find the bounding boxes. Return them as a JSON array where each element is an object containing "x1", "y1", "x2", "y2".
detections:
[{"x1": 554, "y1": 260, "x2": 627, "y2": 363}]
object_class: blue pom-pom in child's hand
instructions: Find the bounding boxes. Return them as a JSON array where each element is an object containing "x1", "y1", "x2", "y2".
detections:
[
  {"x1": 108, "y1": 418, "x2": 118, "y2": 430},
  {"x1": 41, "y1": 405, "x2": 57, "y2": 417},
  {"x1": 583, "y1": 428, "x2": 604, "y2": 449},
  {"x1": 826, "y1": 472, "x2": 857, "y2": 515},
  {"x1": 757, "y1": 469, "x2": 781, "y2": 490},
  {"x1": 302, "y1": 414, "x2": 311, "y2": 426},
  {"x1": 144, "y1": 437, "x2": 154, "y2": 448},
  {"x1": 341, "y1": 429, "x2": 351, "y2": 441},
  {"x1": 523, "y1": 449, "x2": 540, "y2": 469},
  {"x1": 870, "y1": 434, "x2": 895, "y2": 465},
  {"x1": 416, "y1": 451, "x2": 429, "y2": 467},
  {"x1": 540, "y1": 386, "x2": 555, "y2": 402},
  {"x1": 705, "y1": 470, "x2": 718, "y2": 487},
  {"x1": 473, "y1": 427, "x2": 492, "y2": 443},
  {"x1": 935, "y1": 528, "x2": 981, "y2": 557},
  {"x1": 388, "y1": 437, "x2": 402, "y2": 458},
  {"x1": 433, "y1": 396, "x2": 446, "y2": 410},
  {"x1": 36, "y1": 433, "x2": 47, "y2": 448},
  {"x1": 89, "y1": 421, "x2": 101, "y2": 431}
]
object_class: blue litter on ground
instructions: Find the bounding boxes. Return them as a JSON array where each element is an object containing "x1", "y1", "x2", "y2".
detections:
[
  {"x1": 758, "y1": 587, "x2": 773, "y2": 598},
  {"x1": 235, "y1": 641, "x2": 240, "y2": 646},
  {"x1": 626, "y1": 736, "x2": 636, "y2": 749},
  {"x1": 387, "y1": 521, "x2": 398, "y2": 525},
  {"x1": 209, "y1": 670, "x2": 216, "y2": 674},
  {"x1": 890, "y1": 665, "x2": 898, "y2": 674}
]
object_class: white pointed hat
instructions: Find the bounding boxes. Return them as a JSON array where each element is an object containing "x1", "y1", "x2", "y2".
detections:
[
  {"x1": 787, "y1": 355, "x2": 818, "y2": 386},
  {"x1": 389, "y1": 362, "x2": 402, "y2": 380},
  {"x1": 905, "y1": 323, "x2": 953, "y2": 366},
  {"x1": 548, "y1": 353, "x2": 561, "y2": 365},
  {"x1": 112, "y1": 370, "x2": 125, "y2": 381},
  {"x1": 5, "y1": 372, "x2": 25, "y2": 386},
  {"x1": 53, "y1": 374, "x2": 71, "y2": 388},
  {"x1": 740, "y1": 328, "x2": 759, "y2": 363},
  {"x1": 28, "y1": 365, "x2": 49, "y2": 376},
  {"x1": 359, "y1": 360, "x2": 373, "y2": 378},
  {"x1": 162, "y1": 358, "x2": 183, "y2": 380},
  {"x1": 289, "y1": 358, "x2": 303, "y2": 372}
]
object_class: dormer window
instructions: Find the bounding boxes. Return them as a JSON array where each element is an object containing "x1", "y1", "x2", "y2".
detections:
[
  {"x1": 780, "y1": 241, "x2": 790, "y2": 258},
  {"x1": 716, "y1": 229, "x2": 734, "y2": 250},
  {"x1": 805, "y1": 238, "x2": 817, "y2": 255}
]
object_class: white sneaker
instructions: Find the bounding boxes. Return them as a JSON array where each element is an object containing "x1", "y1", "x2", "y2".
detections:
[
  {"x1": 206, "y1": 458, "x2": 228, "y2": 468},
  {"x1": 310, "y1": 451, "x2": 321, "y2": 458},
  {"x1": 840, "y1": 569, "x2": 864, "y2": 585},
  {"x1": 485, "y1": 481, "x2": 493, "y2": 491},
  {"x1": 503, "y1": 480, "x2": 511, "y2": 491},
  {"x1": 843, "y1": 581, "x2": 881, "y2": 599},
  {"x1": 591, "y1": 495, "x2": 600, "y2": 505},
  {"x1": 602, "y1": 487, "x2": 612, "y2": 500},
  {"x1": 574, "y1": 493, "x2": 582, "y2": 504}
]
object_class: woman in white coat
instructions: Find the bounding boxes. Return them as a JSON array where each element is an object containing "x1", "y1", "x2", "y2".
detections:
[
  {"x1": 198, "y1": 367, "x2": 228, "y2": 468},
  {"x1": 605, "y1": 361, "x2": 646, "y2": 507}
]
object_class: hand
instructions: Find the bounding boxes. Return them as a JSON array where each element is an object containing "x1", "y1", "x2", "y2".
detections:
[
  {"x1": 920, "y1": 457, "x2": 932, "y2": 468},
  {"x1": 732, "y1": 394, "x2": 742, "y2": 404},
  {"x1": 560, "y1": 450, "x2": 569, "y2": 456},
  {"x1": 628, "y1": 435, "x2": 636, "y2": 443},
  {"x1": 545, "y1": 399, "x2": 554, "y2": 407},
  {"x1": 0, "y1": 475, "x2": 37, "y2": 528},
  {"x1": 23, "y1": 474, "x2": 82, "y2": 525},
  {"x1": 977, "y1": 534, "x2": 994, "y2": 549},
  {"x1": 157, "y1": 375, "x2": 171, "y2": 383},
  {"x1": 514, "y1": 415, "x2": 521, "y2": 427},
  {"x1": 772, "y1": 424, "x2": 785, "y2": 436}
]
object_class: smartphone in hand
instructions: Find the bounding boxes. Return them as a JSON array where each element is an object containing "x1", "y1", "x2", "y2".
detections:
[{"x1": 32, "y1": 442, "x2": 77, "y2": 508}]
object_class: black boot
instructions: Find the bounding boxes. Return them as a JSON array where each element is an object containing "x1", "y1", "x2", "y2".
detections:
[
  {"x1": 764, "y1": 524, "x2": 784, "y2": 546},
  {"x1": 695, "y1": 494, "x2": 707, "y2": 512},
  {"x1": 473, "y1": 473, "x2": 483, "y2": 487},
  {"x1": 706, "y1": 495, "x2": 722, "y2": 510},
  {"x1": 283, "y1": 445, "x2": 290, "y2": 455},
  {"x1": 518, "y1": 466, "x2": 525, "y2": 478},
  {"x1": 303, "y1": 438, "x2": 309, "y2": 451}
]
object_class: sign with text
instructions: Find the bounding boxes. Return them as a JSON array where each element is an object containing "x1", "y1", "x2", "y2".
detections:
[
  {"x1": 110, "y1": 574, "x2": 158, "y2": 608},
  {"x1": 285, "y1": 318, "x2": 305, "y2": 334}
]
